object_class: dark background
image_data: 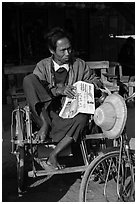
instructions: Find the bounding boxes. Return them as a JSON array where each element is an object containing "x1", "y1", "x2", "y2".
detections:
[
  {"x1": 2, "y1": 3, "x2": 135, "y2": 201},
  {"x1": 2, "y1": 2, "x2": 135, "y2": 65},
  {"x1": 2, "y1": 2, "x2": 135, "y2": 105}
]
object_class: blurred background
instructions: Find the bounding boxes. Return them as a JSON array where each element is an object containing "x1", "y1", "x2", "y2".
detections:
[
  {"x1": 2, "y1": 3, "x2": 135, "y2": 201},
  {"x1": 2, "y1": 2, "x2": 135, "y2": 64},
  {"x1": 2, "y1": 2, "x2": 135, "y2": 105}
]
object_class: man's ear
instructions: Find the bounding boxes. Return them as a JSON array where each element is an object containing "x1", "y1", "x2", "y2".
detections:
[{"x1": 49, "y1": 48, "x2": 54, "y2": 55}]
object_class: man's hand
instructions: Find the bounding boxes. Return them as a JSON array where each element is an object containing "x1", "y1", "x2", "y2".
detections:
[
  {"x1": 64, "y1": 85, "x2": 76, "y2": 98},
  {"x1": 93, "y1": 78, "x2": 104, "y2": 89},
  {"x1": 56, "y1": 84, "x2": 76, "y2": 98}
]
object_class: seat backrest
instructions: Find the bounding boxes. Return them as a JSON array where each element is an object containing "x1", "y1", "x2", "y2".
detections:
[
  {"x1": 109, "y1": 62, "x2": 123, "y2": 79},
  {"x1": 4, "y1": 64, "x2": 35, "y2": 106},
  {"x1": 86, "y1": 61, "x2": 123, "y2": 82},
  {"x1": 86, "y1": 61, "x2": 109, "y2": 83},
  {"x1": 86, "y1": 61, "x2": 123, "y2": 93}
]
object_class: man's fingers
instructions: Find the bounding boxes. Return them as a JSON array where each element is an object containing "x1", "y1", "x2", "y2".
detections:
[
  {"x1": 65, "y1": 90, "x2": 76, "y2": 98},
  {"x1": 64, "y1": 86, "x2": 76, "y2": 98}
]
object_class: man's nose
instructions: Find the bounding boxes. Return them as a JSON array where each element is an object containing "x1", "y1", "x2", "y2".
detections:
[{"x1": 65, "y1": 49, "x2": 69, "y2": 56}]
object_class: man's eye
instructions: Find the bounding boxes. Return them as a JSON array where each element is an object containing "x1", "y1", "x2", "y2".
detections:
[{"x1": 60, "y1": 48, "x2": 71, "y2": 52}]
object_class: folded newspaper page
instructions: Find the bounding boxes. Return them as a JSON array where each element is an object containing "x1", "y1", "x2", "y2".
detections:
[{"x1": 59, "y1": 81, "x2": 95, "y2": 118}]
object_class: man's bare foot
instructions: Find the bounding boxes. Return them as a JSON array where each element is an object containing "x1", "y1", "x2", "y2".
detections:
[{"x1": 47, "y1": 155, "x2": 63, "y2": 170}]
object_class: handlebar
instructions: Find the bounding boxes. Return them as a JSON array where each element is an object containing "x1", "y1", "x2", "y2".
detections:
[
  {"x1": 126, "y1": 92, "x2": 135, "y2": 102},
  {"x1": 97, "y1": 86, "x2": 135, "y2": 105}
]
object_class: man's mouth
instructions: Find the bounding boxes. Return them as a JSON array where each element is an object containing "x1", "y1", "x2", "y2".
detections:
[{"x1": 64, "y1": 57, "x2": 69, "y2": 60}]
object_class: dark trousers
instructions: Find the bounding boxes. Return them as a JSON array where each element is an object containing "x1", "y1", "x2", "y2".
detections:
[{"x1": 23, "y1": 74, "x2": 89, "y2": 142}]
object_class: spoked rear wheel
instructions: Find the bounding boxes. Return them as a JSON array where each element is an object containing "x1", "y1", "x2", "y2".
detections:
[{"x1": 79, "y1": 149, "x2": 135, "y2": 202}]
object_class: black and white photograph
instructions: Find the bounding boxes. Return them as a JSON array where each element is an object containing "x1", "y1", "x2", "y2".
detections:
[{"x1": 2, "y1": 1, "x2": 135, "y2": 202}]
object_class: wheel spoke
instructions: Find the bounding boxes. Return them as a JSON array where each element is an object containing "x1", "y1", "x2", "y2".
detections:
[{"x1": 79, "y1": 150, "x2": 135, "y2": 202}]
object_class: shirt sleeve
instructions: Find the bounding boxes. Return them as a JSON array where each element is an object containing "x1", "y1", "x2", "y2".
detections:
[
  {"x1": 82, "y1": 62, "x2": 96, "y2": 81},
  {"x1": 33, "y1": 60, "x2": 58, "y2": 97},
  {"x1": 33, "y1": 61, "x2": 46, "y2": 81}
]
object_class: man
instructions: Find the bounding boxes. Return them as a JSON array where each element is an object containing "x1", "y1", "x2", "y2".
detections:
[
  {"x1": 23, "y1": 27, "x2": 102, "y2": 170},
  {"x1": 118, "y1": 37, "x2": 135, "y2": 77}
]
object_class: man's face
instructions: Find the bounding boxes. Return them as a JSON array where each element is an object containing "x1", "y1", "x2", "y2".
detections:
[{"x1": 52, "y1": 37, "x2": 72, "y2": 65}]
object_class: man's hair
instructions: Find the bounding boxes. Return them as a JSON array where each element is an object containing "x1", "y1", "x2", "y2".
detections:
[{"x1": 46, "y1": 27, "x2": 71, "y2": 51}]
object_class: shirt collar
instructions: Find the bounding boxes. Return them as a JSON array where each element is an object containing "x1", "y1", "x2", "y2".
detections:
[{"x1": 52, "y1": 59, "x2": 69, "y2": 72}]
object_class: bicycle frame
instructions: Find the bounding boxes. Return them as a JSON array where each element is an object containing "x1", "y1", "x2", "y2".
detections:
[
  {"x1": 11, "y1": 103, "x2": 107, "y2": 178},
  {"x1": 79, "y1": 91, "x2": 135, "y2": 202}
]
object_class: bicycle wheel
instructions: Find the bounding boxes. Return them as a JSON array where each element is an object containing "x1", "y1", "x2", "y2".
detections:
[{"x1": 79, "y1": 148, "x2": 135, "y2": 202}]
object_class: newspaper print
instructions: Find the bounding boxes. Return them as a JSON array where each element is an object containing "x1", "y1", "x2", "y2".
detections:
[{"x1": 59, "y1": 81, "x2": 95, "y2": 118}]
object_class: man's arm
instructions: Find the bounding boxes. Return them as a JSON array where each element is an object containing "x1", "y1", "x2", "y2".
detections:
[
  {"x1": 50, "y1": 84, "x2": 76, "y2": 99},
  {"x1": 33, "y1": 61, "x2": 47, "y2": 81},
  {"x1": 33, "y1": 61, "x2": 76, "y2": 99}
]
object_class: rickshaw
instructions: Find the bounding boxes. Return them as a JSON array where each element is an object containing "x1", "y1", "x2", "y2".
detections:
[{"x1": 10, "y1": 77, "x2": 135, "y2": 201}]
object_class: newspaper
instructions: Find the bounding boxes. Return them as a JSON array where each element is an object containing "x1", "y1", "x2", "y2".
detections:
[{"x1": 59, "y1": 81, "x2": 95, "y2": 118}]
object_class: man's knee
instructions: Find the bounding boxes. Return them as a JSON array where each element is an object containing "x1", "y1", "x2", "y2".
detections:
[
  {"x1": 23, "y1": 74, "x2": 38, "y2": 91},
  {"x1": 23, "y1": 73, "x2": 34, "y2": 85}
]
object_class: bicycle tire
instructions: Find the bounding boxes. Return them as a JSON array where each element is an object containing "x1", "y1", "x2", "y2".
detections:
[{"x1": 79, "y1": 148, "x2": 135, "y2": 202}]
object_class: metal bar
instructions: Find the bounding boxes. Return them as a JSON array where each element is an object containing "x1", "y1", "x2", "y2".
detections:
[
  {"x1": 85, "y1": 133, "x2": 105, "y2": 140},
  {"x1": 28, "y1": 165, "x2": 88, "y2": 177},
  {"x1": 80, "y1": 140, "x2": 89, "y2": 165}
]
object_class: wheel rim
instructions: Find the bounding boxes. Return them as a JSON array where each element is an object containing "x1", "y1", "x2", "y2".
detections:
[{"x1": 80, "y1": 151, "x2": 134, "y2": 202}]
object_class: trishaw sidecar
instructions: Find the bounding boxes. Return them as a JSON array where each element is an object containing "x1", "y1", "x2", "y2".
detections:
[
  {"x1": 9, "y1": 60, "x2": 135, "y2": 199},
  {"x1": 11, "y1": 98, "x2": 108, "y2": 196}
]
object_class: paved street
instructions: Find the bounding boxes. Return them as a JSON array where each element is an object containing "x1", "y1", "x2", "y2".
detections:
[{"x1": 2, "y1": 102, "x2": 135, "y2": 202}]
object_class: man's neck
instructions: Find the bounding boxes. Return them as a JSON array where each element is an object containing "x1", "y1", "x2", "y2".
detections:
[
  {"x1": 52, "y1": 56, "x2": 69, "y2": 66},
  {"x1": 54, "y1": 59, "x2": 63, "y2": 66}
]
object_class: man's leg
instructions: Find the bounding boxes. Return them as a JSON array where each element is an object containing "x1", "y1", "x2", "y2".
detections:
[
  {"x1": 46, "y1": 113, "x2": 89, "y2": 169},
  {"x1": 23, "y1": 74, "x2": 52, "y2": 140},
  {"x1": 37, "y1": 109, "x2": 50, "y2": 141},
  {"x1": 47, "y1": 135, "x2": 73, "y2": 169}
]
